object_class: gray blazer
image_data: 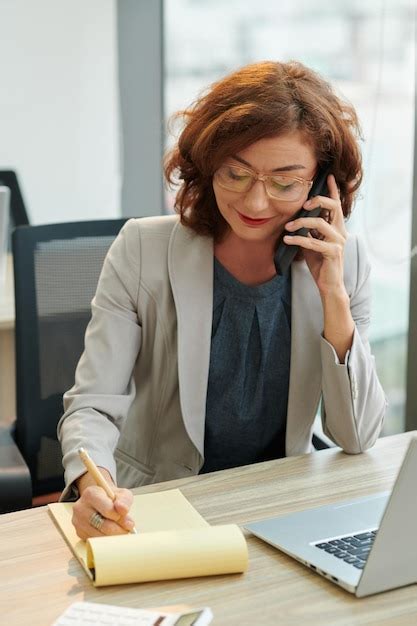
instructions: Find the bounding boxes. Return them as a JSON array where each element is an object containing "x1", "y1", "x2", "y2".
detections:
[{"x1": 58, "y1": 216, "x2": 386, "y2": 498}]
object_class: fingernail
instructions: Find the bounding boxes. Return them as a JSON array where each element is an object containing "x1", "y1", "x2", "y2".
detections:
[
  {"x1": 283, "y1": 235, "x2": 291, "y2": 242},
  {"x1": 304, "y1": 200, "x2": 311, "y2": 207},
  {"x1": 286, "y1": 221, "x2": 294, "y2": 228}
]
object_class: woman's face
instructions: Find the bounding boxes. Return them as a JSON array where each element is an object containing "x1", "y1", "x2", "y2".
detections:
[{"x1": 212, "y1": 131, "x2": 317, "y2": 246}]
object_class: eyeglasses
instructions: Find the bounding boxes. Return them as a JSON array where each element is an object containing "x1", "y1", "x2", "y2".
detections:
[{"x1": 213, "y1": 163, "x2": 314, "y2": 202}]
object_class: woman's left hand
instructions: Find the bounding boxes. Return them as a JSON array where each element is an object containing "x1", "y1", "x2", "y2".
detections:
[{"x1": 283, "y1": 174, "x2": 348, "y2": 298}]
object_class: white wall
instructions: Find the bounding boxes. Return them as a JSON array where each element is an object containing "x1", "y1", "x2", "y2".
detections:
[{"x1": 0, "y1": 0, "x2": 120, "y2": 224}]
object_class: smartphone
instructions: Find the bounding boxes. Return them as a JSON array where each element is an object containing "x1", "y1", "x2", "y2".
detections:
[{"x1": 274, "y1": 167, "x2": 330, "y2": 276}]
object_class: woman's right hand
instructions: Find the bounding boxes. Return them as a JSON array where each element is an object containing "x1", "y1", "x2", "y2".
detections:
[{"x1": 72, "y1": 469, "x2": 135, "y2": 540}]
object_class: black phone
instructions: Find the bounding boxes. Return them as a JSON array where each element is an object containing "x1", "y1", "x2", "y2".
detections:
[{"x1": 274, "y1": 167, "x2": 330, "y2": 276}]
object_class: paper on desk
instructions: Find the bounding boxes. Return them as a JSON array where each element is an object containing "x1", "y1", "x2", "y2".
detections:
[
  {"x1": 52, "y1": 601, "x2": 213, "y2": 626},
  {"x1": 49, "y1": 489, "x2": 209, "y2": 580},
  {"x1": 49, "y1": 488, "x2": 248, "y2": 586}
]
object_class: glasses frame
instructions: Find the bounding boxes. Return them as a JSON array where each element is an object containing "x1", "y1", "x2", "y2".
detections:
[{"x1": 214, "y1": 162, "x2": 314, "y2": 202}]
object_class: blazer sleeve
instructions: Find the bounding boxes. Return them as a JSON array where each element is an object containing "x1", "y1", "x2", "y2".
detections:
[
  {"x1": 57, "y1": 219, "x2": 142, "y2": 499},
  {"x1": 320, "y1": 235, "x2": 387, "y2": 453}
]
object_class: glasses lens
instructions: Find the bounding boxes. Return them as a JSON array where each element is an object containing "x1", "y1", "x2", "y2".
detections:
[
  {"x1": 215, "y1": 165, "x2": 253, "y2": 192},
  {"x1": 266, "y1": 176, "x2": 305, "y2": 201},
  {"x1": 215, "y1": 165, "x2": 307, "y2": 201}
]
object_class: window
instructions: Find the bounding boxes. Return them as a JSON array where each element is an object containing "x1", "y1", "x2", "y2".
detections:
[{"x1": 164, "y1": 0, "x2": 415, "y2": 434}]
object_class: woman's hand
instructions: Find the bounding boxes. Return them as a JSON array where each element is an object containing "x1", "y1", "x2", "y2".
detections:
[
  {"x1": 283, "y1": 174, "x2": 354, "y2": 362},
  {"x1": 72, "y1": 470, "x2": 135, "y2": 540},
  {"x1": 283, "y1": 174, "x2": 348, "y2": 299}
]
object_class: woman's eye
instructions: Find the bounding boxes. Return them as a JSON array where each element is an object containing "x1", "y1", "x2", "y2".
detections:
[
  {"x1": 228, "y1": 169, "x2": 249, "y2": 181},
  {"x1": 271, "y1": 179, "x2": 296, "y2": 192}
]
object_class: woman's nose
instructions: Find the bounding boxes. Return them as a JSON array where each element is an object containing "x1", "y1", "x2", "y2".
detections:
[{"x1": 242, "y1": 179, "x2": 270, "y2": 214}]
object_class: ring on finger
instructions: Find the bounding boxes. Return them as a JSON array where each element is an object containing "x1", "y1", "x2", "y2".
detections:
[{"x1": 90, "y1": 511, "x2": 105, "y2": 531}]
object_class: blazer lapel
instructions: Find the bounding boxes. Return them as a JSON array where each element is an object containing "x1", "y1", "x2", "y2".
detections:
[
  {"x1": 286, "y1": 260, "x2": 324, "y2": 456},
  {"x1": 169, "y1": 224, "x2": 325, "y2": 459},
  {"x1": 168, "y1": 222, "x2": 213, "y2": 458}
]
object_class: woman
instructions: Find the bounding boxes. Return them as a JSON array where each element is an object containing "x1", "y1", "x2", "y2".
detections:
[{"x1": 58, "y1": 60, "x2": 386, "y2": 539}]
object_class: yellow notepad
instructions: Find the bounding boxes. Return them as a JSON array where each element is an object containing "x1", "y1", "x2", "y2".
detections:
[{"x1": 49, "y1": 488, "x2": 248, "y2": 586}]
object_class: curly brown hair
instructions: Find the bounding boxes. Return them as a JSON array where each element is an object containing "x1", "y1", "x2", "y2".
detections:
[{"x1": 164, "y1": 60, "x2": 363, "y2": 240}]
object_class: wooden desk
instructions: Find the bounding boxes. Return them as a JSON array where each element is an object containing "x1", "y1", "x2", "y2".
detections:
[
  {"x1": 0, "y1": 254, "x2": 15, "y2": 423},
  {"x1": 0, "y1": 432, "x2": 416, "y2": 625}
]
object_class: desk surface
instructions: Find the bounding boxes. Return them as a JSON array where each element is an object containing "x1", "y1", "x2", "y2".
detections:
[{"x1": 1, "y1": 432, "x2": 416, "y2": 625}]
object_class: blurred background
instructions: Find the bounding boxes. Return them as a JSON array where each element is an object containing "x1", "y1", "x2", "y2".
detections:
[{"x1": 0, "y1": 0, "x2": 415, "y2": 436}]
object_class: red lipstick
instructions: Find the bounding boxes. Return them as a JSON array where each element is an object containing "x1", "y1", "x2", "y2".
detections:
[{"x1": 237, "y1": 211, "x2": 273, "y2": 227}]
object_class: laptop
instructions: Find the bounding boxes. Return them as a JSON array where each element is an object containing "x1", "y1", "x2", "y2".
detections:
[{"x1": 245, "y1": 436, "x2": 417, "y2": 597}]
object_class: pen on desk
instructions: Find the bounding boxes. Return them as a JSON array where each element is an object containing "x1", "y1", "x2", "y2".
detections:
[{"x1": 78, "y1": 447, "x2": 137, "y2": 534}]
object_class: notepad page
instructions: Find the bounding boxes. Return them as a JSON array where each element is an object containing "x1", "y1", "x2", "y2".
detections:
[
  {"x1": 49, "y1": 488, "x2": 209, "y2": 579},
  {"x1": 49, "y1": 488, "x2": 248, "y2": 586},
  {"x1": 86, "y1": 524, "x2": 247, "y2": 586}
]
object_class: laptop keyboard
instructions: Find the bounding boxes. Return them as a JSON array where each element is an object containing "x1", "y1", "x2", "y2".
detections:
[{"x1": 314, "y1": 530, "x2": 377, "y2": 569}]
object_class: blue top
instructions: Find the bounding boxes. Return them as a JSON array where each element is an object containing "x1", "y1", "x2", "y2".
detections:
[{"x1": 200, "y1": 257, "x2": 292, "y2": 474}]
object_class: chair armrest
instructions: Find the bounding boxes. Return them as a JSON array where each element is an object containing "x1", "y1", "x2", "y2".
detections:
[{"x1": 0, "y1": 425, "x2": 32, "y2": 513}]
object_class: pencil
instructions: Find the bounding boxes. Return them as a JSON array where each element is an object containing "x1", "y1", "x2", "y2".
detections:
[{"x1": 78, "y1": 447, "x2": 137, "y2": 534}]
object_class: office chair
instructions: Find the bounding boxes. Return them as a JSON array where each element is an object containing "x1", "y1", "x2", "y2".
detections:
[
  {"x1": 0, "y1": 219, "x2": 127, "y2": 513},
  {"x1": 312, "y1": 433, "x2": 330, "y2": 450}
]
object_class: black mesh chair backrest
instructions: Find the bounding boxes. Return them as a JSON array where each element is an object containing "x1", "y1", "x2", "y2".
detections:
[{"x1": 12, "y1": 219, "x2": 127, "y2": 496}]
